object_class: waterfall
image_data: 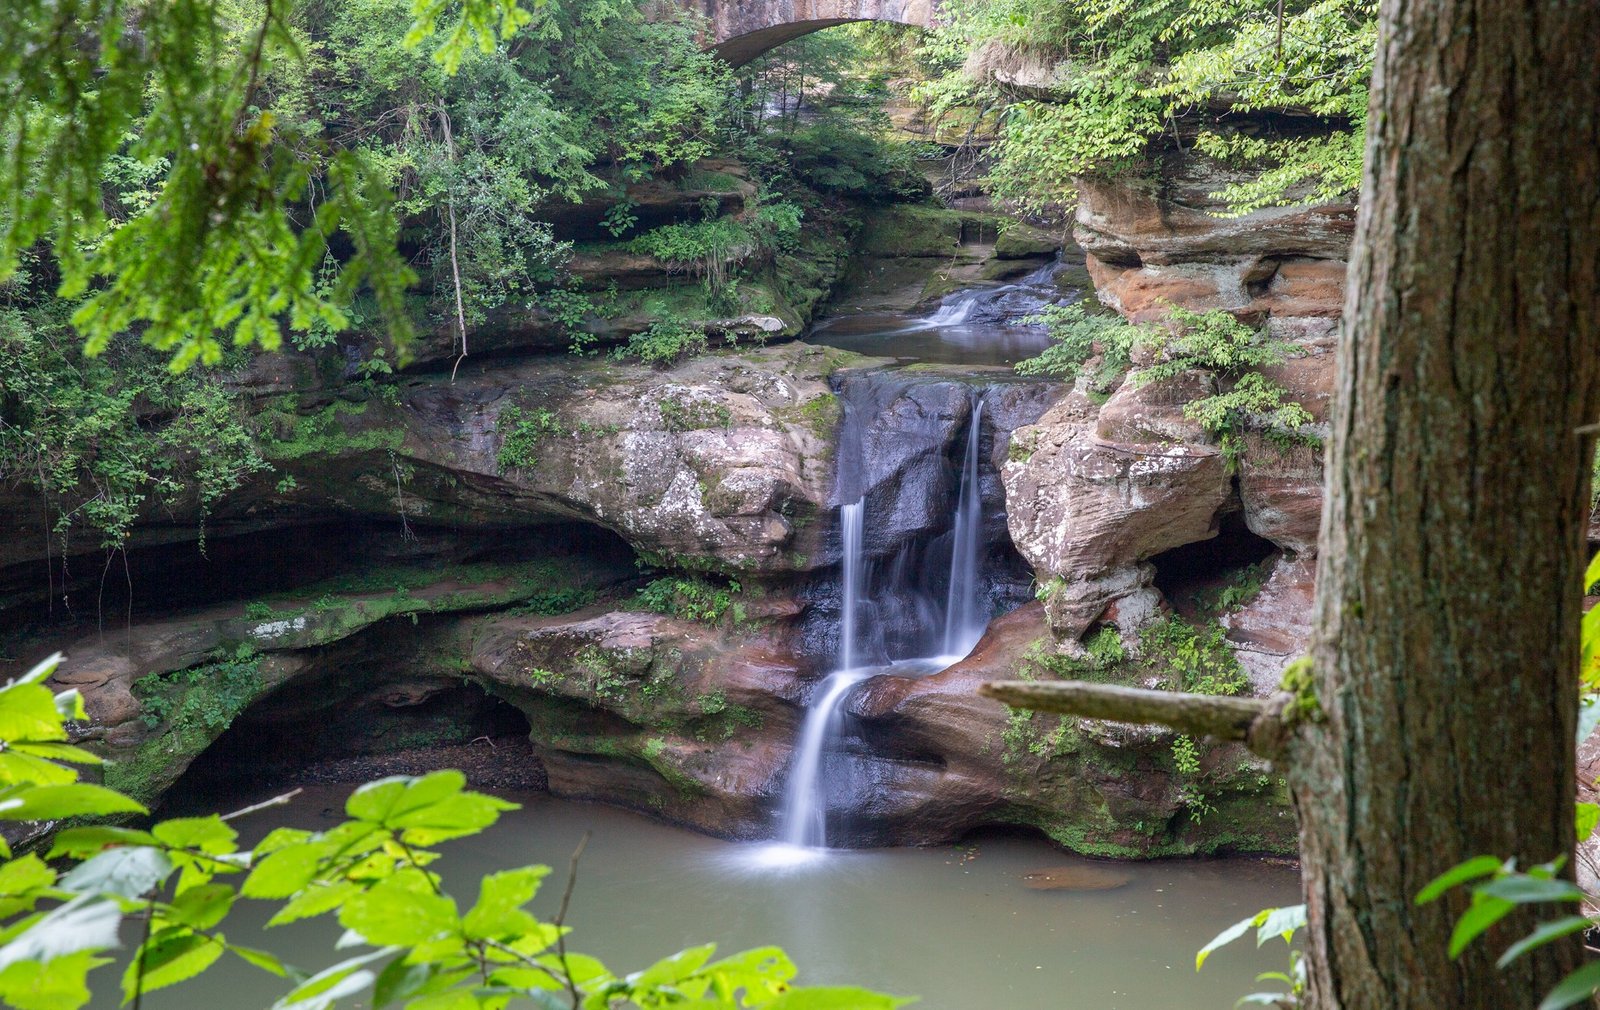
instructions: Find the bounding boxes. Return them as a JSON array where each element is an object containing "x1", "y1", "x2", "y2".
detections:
[
  {"x1": 941, "y1": 395, "x2": 986, "y2": 659},
  {"x1": 772, "y1": 377, "x2": 997, "y2": 853},
  {"x1": 837, "y1": 499, "x2": 864, "y2": 673},
  {"x1": 779, "y1": 670, "x2": 872, "y2": 848},
  {"x1": 922, "y1": 294, "x2": 979, "y2": 327}
]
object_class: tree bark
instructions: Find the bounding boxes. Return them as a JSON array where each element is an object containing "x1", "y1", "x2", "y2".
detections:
[{"x1": 1294, "y1": 1, "x2": 1600, "y2": 1007}]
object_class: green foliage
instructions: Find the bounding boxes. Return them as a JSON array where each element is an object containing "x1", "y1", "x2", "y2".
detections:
[
  {"x1": 1, "y1": 0, "x2": 741, "y2": 368},
  {"x1": 511, "y1": 586, "x2": 598, "y2": 617},
  {"x1": 1139, "y1": 615, "x2": 1247, "y2": 697},
  {"x1": 494, "y1": 404, "x2": 561, "y2": 473},
  {"x1": 0, "y1": 653, "x2": 908, "y2": 1010},
  {"x1": 617, "y1": 315, "x2": 710, "y2": 366},
  {"x1": 625, "y1": 199, "x2": 803, "y2": 306},
  {"x1": 0, "y1": 305, "x2": 268, "y2": 550},
  {"x1": 1014, "y1": 302, "x2": 1142, "y2": 393},
  {"x1": 1197, "y1": 560, "x2": 1272, "y2": 615},
  {"x1": 1170, "y1": 735, "x2": 1201, "y2": 777},
  {"x1": 660, "y1": 394, "x2": 734, "y2": 433},
  {"x1": 1195, "y1": 903, "x2": 1307, "y2": 1006},
  {"x1": 1419, "y1": 856, "x2": 1600, "y2": 1010},
  {"x1": 133, "y1": 644, "x2": 263, "y2": 735},
  {"x1": 635, "y1": 576, "x2": 744, "y2": 625},
  {"x1": 909, "y1": 0, "x2": 1372, "y2": 213},
  {"x1": 1018, "y1": 305, "x2": 1318, "y2": 463},
  {"x1": 1025, "y1": 626, "x2": 1127, "y2": 683},
  {"x1": 736, "y1": 27, "x2": 929, "y2": 200}
]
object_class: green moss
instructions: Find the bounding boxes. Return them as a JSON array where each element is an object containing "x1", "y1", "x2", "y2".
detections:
[
  {"x1": 676, "y1": 168, "x2": 744, "y2": 193},
  {"x1": 258, "y1": 396, "x2": 404, "y2": 462},
  {"x1": 855, "y1": 205, "x2": 979, "y2": 258},
  {"x1": 106, "y1": 645, "x2": 267, "y2": 804}
]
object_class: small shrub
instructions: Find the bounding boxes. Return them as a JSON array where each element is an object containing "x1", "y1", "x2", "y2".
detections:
[
  {"x1": 615, "y1": 316, "x2": 708, "y2": 365},
  {"x1": 513, "y1": 586, "x2": 598, "y2": 616},
  {"x1": 496, "y1": 404, "x2": 562, "y2": 473},
  {"x1": 635, "y1": 575, "x2": 742, "y2": 624},
  {"x1": 1139, "y1": 615, "x2": 1247, "y2": 697},
  {"x1": 1015, "y1": 302, "x2": 1142, "y2": 393},
  {"x1": 659, "y1": 394, "x2": 733, "y2": 432}
]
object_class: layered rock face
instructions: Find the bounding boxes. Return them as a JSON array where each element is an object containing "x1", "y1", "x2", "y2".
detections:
[
  {"x1": 1001, "y1": 151, "x2": 1347, "y2": 688},
  {"x1": 4, "y1": 178, "x2": 1340, "y2": 860}
]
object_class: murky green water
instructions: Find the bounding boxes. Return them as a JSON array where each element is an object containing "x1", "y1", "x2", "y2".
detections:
[{"x1": 92, "y1": 784, "x2": 1299, "y2": 1010}]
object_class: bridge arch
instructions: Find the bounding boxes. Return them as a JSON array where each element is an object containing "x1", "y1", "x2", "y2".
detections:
[{"x1": 690, "y1": 0, "x2": 936, "y2": 66}]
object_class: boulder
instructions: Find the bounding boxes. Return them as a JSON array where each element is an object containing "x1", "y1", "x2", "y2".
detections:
[{"x1": 1003, "y1": 393, "x2": 1231, "y2": 639}]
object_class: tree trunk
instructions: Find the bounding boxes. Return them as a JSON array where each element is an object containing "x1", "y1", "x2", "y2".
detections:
[{"x1": 1294, "y1": 0, "x2": 1600, "y2": 1006}]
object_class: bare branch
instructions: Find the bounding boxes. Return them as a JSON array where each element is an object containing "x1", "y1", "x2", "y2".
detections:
[
  {"x1": 979, "y1": 680, "x2": 1294, "y2": 759},
  {"x1": 219, "y1": 787, "x2": 303, "y2": 822}
]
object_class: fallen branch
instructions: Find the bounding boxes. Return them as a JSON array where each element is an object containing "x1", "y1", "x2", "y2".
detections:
[{"x1": 979, "y1": 681, "x2": 1294, "y2": 759}]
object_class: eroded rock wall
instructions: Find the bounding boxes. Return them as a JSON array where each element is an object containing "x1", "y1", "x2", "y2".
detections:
[{"x1": 1001, "y1": 150, "x2": 1347, "y2": 688}]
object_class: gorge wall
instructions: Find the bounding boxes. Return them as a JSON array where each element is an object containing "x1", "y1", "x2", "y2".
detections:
[{"x1": 1, "y1": 148, "x2": 1355, "y2": 861}]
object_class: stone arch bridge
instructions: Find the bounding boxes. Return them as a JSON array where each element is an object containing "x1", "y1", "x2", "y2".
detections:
[{"x1": 688, "y1": 0, "x2": 936, "y2": 65}]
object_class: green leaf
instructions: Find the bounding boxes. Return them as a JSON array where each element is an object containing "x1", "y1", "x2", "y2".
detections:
[
  {"x1": 338, "y1": 876, "x2": 458, "y2": 946},
  {"x1": 346, "y1": 772, "x2": 517, "y2": 844},
  {"x1": 0, "y1": 856, "x2": 58, "y2": 917},
  {"x1": 229, "y1": 944, "x2": 291, "y2": 978},
  {"x1": 404, "y1": 990, "x2": 480, "y2": 1010},
  {"x1": 1416, "y1": 856, "x2": 1506, "y2": 904},
  {"x1": 60, "y1": 847, "x2": 172, "y2": 899},
  {"x1": 0, "y1": 754, "x2": 81, "y2": 787},
  {"x1": 372, "y1": 957, "x2": 433, "y2": 1007},
  {"x1": 0, "y1": 682, "x2": 71, "y2": 744},
  {"x1": 630, "y1": 943, "x2": 716, "y2": 990},
  {"x1": 1448, "y1": 896, "x2": 1516, "y2": 958},
  {"x1": 462, "y1": 867, "x2": 549, "y2": 941},
  {"x1": 7, "y1": 743, "x2": 101, "y2": 766},
  {"x1": 268, "y1": 881, "x2": 361, "y2": 927},
  {"x1": 1540, "y1": 959, "x2": 1600, "y2": 1010},
  {"x1": 47, "y1": 827, "x2": 157, "y2": 860},
  {"x1": 0, "y1": 784, "x2": 146, "y2": 822},
  {"x1": 153, "y1": 816, "x2": 238, "y2": 853},
  {"x1": 1578, "y1": 804, "x2": 1600, "y2": 843},
  {"x1": 1498, "y1": 916, "x2": 1594, "y2": 967},
  {"x1": 0, "y1": 950, "x2": 104, "y2": 1010},
  {"x1": 243, "y1": 844, "x2": 325, "y2": 899},
  {"x1": 1476, "y1": 876, "x2": 1585, "y2": 905},
  {"x1": 1196, "y1": 914, "x2": 1256, "y2": 970},
  {"x1": 120, "y1": 930, "x2": 224, "y2": 1003},
  {"x1": 1254, "y1": 905, "x2": 1305, "y2": 947},
  {"x1": 270, "y1": 950, "x2": 391, "y2": 1010},
  {"x1": 0, "y1": 896, "x2": 124, "y2": 971},
  {"x1": 167, "y1": 883, "x2": 236, "y2": 930}
]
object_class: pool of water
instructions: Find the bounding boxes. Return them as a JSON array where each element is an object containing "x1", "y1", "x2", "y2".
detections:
[
  {"x1": 95, "y1": 784, "x2": 1300, "y2": 1010},
  {"x1": 806, "y1": 311, "x2": 1056, "y2": 368},
  {"x1": 806, "y1": 265, "x2": 1072, "y2": 368}
]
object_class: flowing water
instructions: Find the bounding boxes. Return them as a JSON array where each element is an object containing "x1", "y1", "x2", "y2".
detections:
[
  {"x1": 808, "y1": 259, "x2": 1070, "y2": 367},
  {"x1": 778, "y1": 377, "x2": 1000, "y2": 849},
  {"x1": 942, "y1": 395, "x2": 987, "y2": 658}
]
